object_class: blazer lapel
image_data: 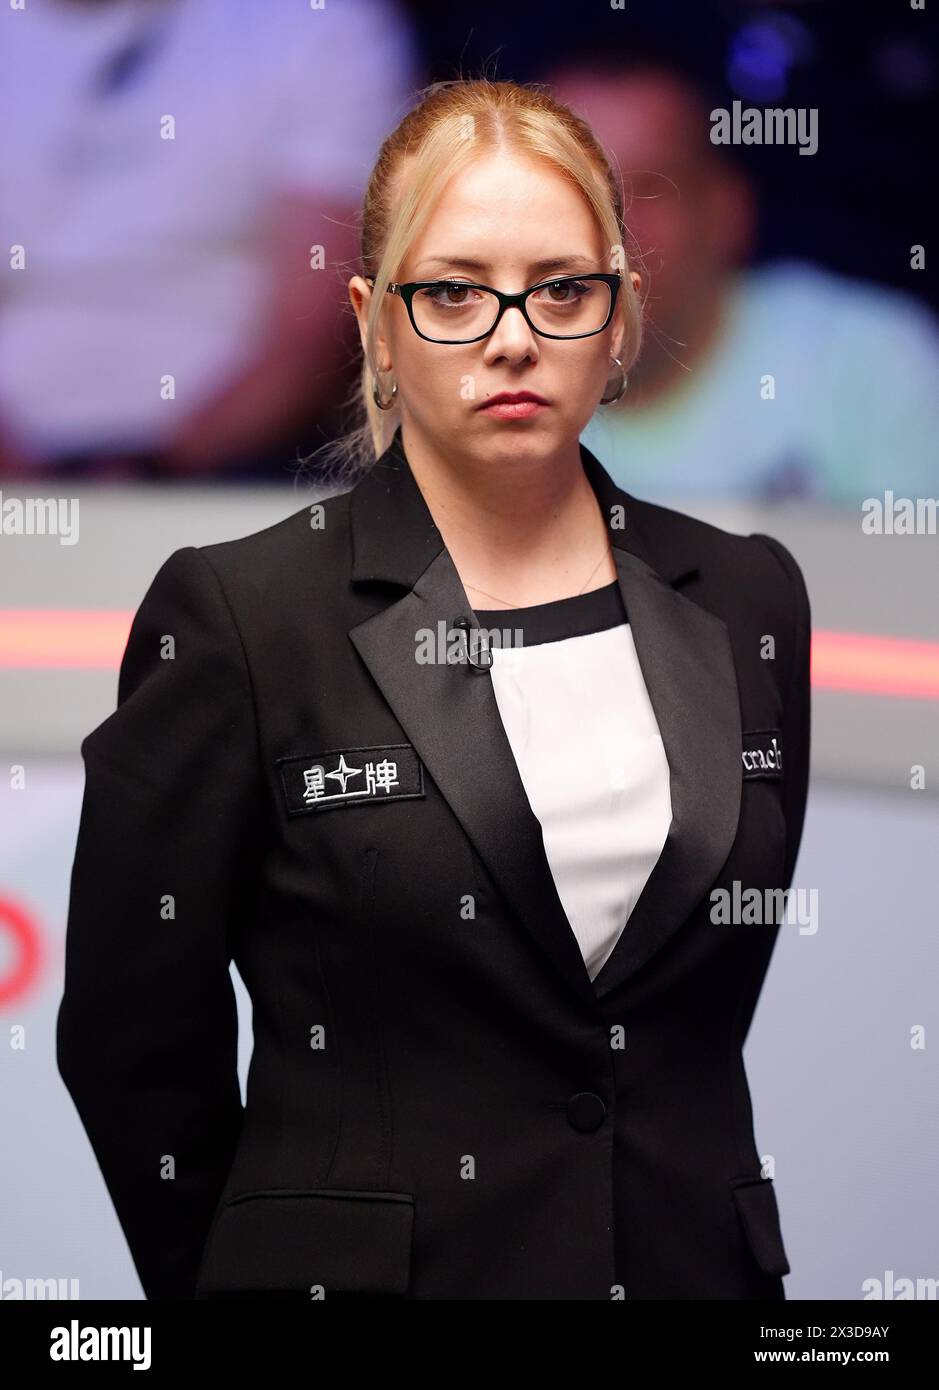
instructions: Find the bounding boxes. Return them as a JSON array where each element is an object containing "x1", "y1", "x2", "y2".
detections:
[
  {"x1": 346, "y1": 427, "x2": 742, "y2": 1010},
  {"x1": 579, "y1": 447, "x2": 742, "y2": 998},
  {"x1": 350, "y1": 545, "x2": 600, "y2": 1013},
  {"x1": 589, "y1": 547, "x2": 742, "y2": 997}
]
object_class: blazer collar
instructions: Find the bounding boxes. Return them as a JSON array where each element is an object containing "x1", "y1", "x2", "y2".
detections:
[{"x1": 346, "y1": 425, "x2": 739, "y2": 1011}]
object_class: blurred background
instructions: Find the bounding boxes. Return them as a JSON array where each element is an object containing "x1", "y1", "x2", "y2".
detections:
[{"x1": 1, "y1": 0, "x2": 936, "y2": 1301}]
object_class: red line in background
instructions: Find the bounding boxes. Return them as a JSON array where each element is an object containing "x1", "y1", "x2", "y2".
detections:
[
  {"x1": 1, "y1": 613, "x2": 938, "y2": 699},
  {"x1": 0, "y1": 610, "x2": 132, "y2": 668},
  {"x1": 811, "y1": 630, "x2": 939, "y2": 699}
]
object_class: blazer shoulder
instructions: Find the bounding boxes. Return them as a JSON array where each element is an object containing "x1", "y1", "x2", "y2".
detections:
[
  {"x1": 195, "y1": 487, "x2": 354, "y2": 589},
  {"x1": 626, "y1": 492, "x2": 809, "y2": 626}
]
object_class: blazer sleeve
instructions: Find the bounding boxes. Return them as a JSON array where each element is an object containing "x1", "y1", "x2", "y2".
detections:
[
  {"x1": 750, "y1": 533, "x2": 812, "y2": 886},
  {"x1": 56, "y1": 545, "x2": 265, "y2": 1300}
]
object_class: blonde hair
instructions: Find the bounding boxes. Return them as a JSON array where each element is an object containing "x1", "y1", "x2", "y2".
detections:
[{"x1": 302, "y1": 75, "x2": 644, "y2": 485}]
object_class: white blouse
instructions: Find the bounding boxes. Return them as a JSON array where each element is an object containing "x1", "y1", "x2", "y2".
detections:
[{"x1": 472, "y1": 580, "x2": 672, "y2": 983}]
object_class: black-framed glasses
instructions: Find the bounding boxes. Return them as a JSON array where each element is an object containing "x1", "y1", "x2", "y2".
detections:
[{"x1": 363, "y1": 272, "x2": 621, "y2": 344}]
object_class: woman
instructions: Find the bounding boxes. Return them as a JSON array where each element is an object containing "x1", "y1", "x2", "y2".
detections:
[{"x1": 57, "y1": 78, "x2": 810, "y2": 1301}]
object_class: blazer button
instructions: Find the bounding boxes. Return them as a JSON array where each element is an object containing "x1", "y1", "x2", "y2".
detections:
[{"x1": 566, "y1": 1091, "x2": 607, "y2": 1132}]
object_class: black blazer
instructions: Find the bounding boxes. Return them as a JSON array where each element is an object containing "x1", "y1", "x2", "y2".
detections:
[{"x1": 57, "y1": 426, "x2": 811, "y2": 1301}]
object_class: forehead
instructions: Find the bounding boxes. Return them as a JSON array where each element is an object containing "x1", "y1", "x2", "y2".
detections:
[{"x1": 396, "y1": 150, "x2": 605, "y2": 273}]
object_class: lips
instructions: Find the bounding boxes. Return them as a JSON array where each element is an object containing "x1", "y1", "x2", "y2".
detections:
[
  {"x1": 477, "y1": 391, "x2": 549, "y2": 410},
  {"x1": 477, "y1": 398, "x2": 549, "y2": 421}
]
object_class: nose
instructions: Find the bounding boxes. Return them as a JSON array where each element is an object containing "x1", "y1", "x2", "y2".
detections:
[{"x1": 483, "y1": 303, "x2": 539, "y2": 363}]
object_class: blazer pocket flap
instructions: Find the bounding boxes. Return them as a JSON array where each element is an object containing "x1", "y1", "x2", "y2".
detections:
[
  {"x1": 194, "y1": 1188, "x2": 415, "y2": 1297},
  {"x1": 731, "y1": 1177, "x2": 791, "y2": 1277}
]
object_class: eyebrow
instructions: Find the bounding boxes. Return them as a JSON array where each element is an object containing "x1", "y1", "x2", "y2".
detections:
[{"x1": 412, "y1": 255, "x2": 599, "y2": 277}]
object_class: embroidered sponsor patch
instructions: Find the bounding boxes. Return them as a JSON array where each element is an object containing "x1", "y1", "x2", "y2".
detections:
[
  {"x1": 277, "y1": 743, "x2": 424, "y2": 814},
  {"x1": 741, "y1": 729, "x2": 783, "y2": 780}
]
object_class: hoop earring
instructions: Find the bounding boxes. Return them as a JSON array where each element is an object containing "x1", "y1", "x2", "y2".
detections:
[
  {"x1": 372, "y1": 373, "x2": 398, "y2": 411},
  {"x1": 600, "y1": 356, "x2": 628, "y2": 405}
]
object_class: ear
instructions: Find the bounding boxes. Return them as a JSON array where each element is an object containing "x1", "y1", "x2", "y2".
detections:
[
  {"x1": 348, "y1": 276, "x2": 372, "y2": 358},
  {"x1": 348, "y1": 276, "x2": 393, "y2": 372},
  {"x1": 611, "y1": 270, "x2": 641, "y2": 359}
]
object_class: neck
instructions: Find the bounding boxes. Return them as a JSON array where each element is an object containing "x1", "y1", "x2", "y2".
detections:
[{"x1": 398, "y1": 426, "x2": 615, "y2": 609}]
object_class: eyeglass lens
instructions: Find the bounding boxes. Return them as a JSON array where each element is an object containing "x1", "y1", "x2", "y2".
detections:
[{"x1": 411, "y1": 278, "x2": 612, "y2": 341}]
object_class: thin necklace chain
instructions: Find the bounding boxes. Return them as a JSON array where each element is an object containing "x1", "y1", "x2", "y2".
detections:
[{"x1": 464, "y1": 542, "x2": 612, "y2": 609}]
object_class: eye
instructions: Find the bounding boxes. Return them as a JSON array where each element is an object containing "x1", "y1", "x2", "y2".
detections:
[
  {"x1": 535, "y1": 278, "x2": 589, "y2": 303},
  {"x1": 419, "y1": 281, "x2": 481, "y2": 307}
]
